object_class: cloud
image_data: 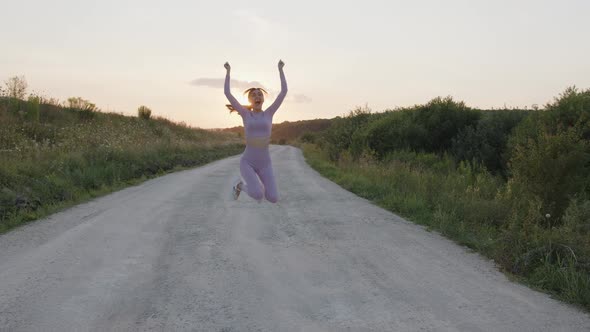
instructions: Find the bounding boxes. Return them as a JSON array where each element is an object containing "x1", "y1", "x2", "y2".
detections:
[
  {"x1": 190, "y1": 78, "x2": 266, "y2": 91},
  {"x1": 289, "y1": 94, "x2": 312, "y2": 104},
  {"x1": 233, "y1": 9, "x2": 273, "y2": 38}
]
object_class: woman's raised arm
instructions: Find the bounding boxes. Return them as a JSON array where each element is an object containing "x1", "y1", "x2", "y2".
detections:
[
  {"x1": 224, "y1": 62, "x2": 248, "y2": 117},
  {"x1": 266, "y1": 60, "x2": 288, "y2": 117}
]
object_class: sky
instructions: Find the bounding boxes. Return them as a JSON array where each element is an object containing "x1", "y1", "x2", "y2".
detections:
[{"x1": 1, "y1": 0, "x2": 589, "y2": 129}]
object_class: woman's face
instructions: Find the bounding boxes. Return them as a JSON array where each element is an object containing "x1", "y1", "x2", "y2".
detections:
[{"x1": 248, "y1": 89, "x2": 265, "y2": 109}]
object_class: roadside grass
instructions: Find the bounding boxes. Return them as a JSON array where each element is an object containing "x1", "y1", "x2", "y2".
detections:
[
  {"x1": 301, "y1": 142, "x2": 590, "y2": 311},
  {"x1": 0, "y1": 99, "x2": 243, "y2": 233}
]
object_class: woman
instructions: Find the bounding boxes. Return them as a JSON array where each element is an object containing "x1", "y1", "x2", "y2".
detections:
[{"x1": 224, "y1": 60, "x2": 288, "y2": 203}]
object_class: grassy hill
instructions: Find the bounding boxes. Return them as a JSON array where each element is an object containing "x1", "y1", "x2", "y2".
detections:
[{"x1": 0, "y1": 97, "x2": 243, "y2": 233}]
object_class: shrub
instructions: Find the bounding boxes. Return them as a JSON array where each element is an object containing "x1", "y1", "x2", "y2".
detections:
[
  {"x1": 67, "y1": 97, "x2": 98, "y2": 120},
  {"x1": 138, "y1": 105, "x2": 152, "y2": 120},
  {"x1": 507, "y1": 87, "x2": 590, "y2": 225},
  {"x1": 362, "y1": 97, "x2": 479, "y2": 160},
  {"x1": 544, "y1": 86, "x2": 590, "y2": 138},
  {"x1": 412, "y1": 96, "x2": 480, "y2": 153},
  {"x1": 299, "y1": 131, "x2": 317, "y2": 144},
  {"x1": 451, "y1": 110, "x2": 529, "y2": 174},
  {"x1": 562, "y1": 198, "x2": 590, "y2": 236},
  {"x1": 323, "y1": 105, "x2": 372, "y2": 161},
  {"x1": 364, "y1": 110, "x2": 422, "y2": 159},
  {"x1": 509, "y1": 129, "x2": 588, "y2": 227}
]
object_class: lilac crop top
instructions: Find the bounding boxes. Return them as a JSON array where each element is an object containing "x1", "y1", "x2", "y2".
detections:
[{"x1": 224, "y1": 69, "x2": 288, "y2": 139}]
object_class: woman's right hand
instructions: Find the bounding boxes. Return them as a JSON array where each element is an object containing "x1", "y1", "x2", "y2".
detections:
[{"x1": 224, "y1": 62, "x2": 231, "y2": 73}]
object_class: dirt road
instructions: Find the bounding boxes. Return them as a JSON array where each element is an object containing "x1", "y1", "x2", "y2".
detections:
[{"x1": 1, "y1": 145, "x2": 588, "y2": 331}]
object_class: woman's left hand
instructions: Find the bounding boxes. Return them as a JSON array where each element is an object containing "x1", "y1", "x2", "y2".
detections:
[{"x1": 278, "y1": 59, "x2": 285, "y2": 70}]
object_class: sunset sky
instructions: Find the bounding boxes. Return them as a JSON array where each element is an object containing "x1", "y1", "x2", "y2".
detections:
[{"x1": 1, "y1": 0, "x2": 589, "y2": 128}]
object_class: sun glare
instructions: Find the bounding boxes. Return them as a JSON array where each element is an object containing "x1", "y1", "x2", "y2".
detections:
[{"x1": 240, "y1": 94, "x2": 250, "y2": 106}]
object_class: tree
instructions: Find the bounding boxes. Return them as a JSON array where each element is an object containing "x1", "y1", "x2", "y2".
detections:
[{"x1": 4, "y1": 76, "x2": 28, "y2": 99}]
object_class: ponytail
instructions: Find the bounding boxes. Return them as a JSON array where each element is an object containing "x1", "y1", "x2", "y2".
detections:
[{"x1": 226, "y1": 104, "x2": 254, "y2": 113}]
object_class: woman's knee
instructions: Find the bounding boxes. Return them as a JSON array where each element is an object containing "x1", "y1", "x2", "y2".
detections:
[{"x1": 249, "y1": 186, "x2": 264, "y2": 201}]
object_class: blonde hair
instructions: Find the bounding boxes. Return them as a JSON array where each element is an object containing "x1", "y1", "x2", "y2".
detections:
[{"x1": 226, "y1": 87, "x2": 268, "y2": 113}]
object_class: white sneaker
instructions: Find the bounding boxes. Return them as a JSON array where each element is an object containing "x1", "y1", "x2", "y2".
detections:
[{"x1": 232, "y1": 178, "x2": 243, "y2": 200}]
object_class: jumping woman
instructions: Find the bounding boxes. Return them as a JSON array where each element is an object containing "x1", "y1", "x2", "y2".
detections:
[{"x1": 224, "y1": 60, "x2": 288, "y2": 203}]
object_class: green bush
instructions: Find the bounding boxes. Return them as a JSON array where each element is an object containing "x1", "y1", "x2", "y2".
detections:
[
  {"x1": 323, "y1": 105, "x2": 372, "y2": 161},
  {"x1": 507, "y1": 87, "x2": 590, "y2": 226},
  {"x1": 363, "y1": 110, "x2": 420, "y2": 159},
  {"x1": 562, "y1": 198, "x2": 590, "y2": 235},
  {"x1": 451, "y1": 110, "x2": 529, "y2": 175},
  {"x1": 322, "y1": 97, "x2": 485, "y2": 163},
  {"x1": 299, "y1": 131, "x2": 317, "y2": 144},
  {"x1": 509, "y1": 129, "x2": 588, "y2": 226},
  {"x1": 545, "y1": 87, "x2": 590, "y2": 138},
  {"x1": 361, "y1": 97, "x2": 480, "y2": 160},
  {"x1": 411, "y1": 96, "x2": 480, "y2": 153}
]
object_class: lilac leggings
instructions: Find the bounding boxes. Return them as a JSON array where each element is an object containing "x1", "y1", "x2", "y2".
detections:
[{"x1": 240, "y1": 146, "x2": 278, "y2": 203}]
